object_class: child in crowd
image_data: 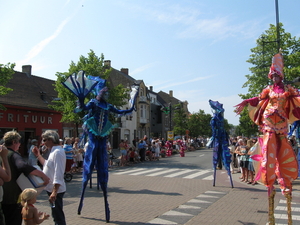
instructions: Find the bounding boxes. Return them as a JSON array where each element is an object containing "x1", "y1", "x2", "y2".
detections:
[
  {"x1": 134, "y1": 148, "x2": 141, "y2": 162},
  {"x1": 19, "y1": 188, "x2": 49, "y2": 225},
  {"x1": 71, "y1": 150, "x2": 78, "y2": 173},
  {"x1": 129, "y1": 147, "x2": 135, "y2": 163}
]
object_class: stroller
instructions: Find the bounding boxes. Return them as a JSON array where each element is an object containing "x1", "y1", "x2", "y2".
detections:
[
  {"x1": 64, "y1": 172, "x2": 73, "y2": 182},
  {"x1": 109, "y1": 151, "x2": 120, "y2": 166}
]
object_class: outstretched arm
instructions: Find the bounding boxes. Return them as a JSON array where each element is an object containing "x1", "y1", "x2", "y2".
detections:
[
  {"x1": 110, "y1": 85, "x2": 139, "y2": 115},
  {"x1": 234, "y1": 97, "x2": 259, "y2": 115}
]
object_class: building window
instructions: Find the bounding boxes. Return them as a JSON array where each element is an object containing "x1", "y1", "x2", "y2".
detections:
[
  {"x1": 140, "y1": 87, "x2": 144, "y2": 97},
  {"x1": 140, "y1": 105, "x2": 144, "y2": 118}
]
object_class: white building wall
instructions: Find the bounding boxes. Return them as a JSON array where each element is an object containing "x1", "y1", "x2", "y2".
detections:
[{"x1": 119, "y1": 102, "x2": 137, "y2": 145}]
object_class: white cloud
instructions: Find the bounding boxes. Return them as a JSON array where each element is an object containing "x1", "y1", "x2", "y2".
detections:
[
  {"x1": 154, "y1": 76, "x2": 211, "y2": 90},
  {"x1": 131, "y1": 62, "x2": 158, "y2": 76},
  {"x1": 64, "y1": 0, "x2": 71, "y2": 7},
  {"x1": 27, "y1": 17, "x2": 71, "y2": 62}
]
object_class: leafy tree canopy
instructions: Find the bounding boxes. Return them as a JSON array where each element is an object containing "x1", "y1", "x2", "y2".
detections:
[
  {"x1": 237, "y1": 23, "x2": 300, "y2": 136},
  {"x1": 0, "y1": 62, "x2": 15, "y2": 110},
  {"x1": 187, "y1": 109, "x2": 212, "y2": 138},
  {"x1": 241, "y1": 23, "x2": 300, "y2": 99},
  {"x1": 173, "y1": 103, "x2": 188, "y2": 136},
  {"x1": 50, "y1": 50, "x2": 129, "y2": 124}
]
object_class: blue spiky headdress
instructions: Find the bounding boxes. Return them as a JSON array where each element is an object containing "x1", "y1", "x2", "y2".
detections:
[{"x1": 87, "y1": 75, "x2": 107, "y2": 99}]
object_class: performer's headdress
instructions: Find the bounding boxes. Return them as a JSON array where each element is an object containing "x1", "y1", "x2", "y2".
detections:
[
  {"x1": 268, "y1": 53, "x2": 284, "y2": 79},
  {"x1": 87, "y1": 75, "x2": 107, "y2": 99},
  {"x1": 208, "y1": 99, "x2": 224, "y2": 115}
]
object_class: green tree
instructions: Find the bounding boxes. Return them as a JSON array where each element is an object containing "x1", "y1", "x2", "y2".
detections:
[
  {"x1": 236, "y1": 109, "x2": 259, "y2": 137},
  {"x1": 50, "y1": 50, "x2": 129, "y2": 133},
  {"x1": 223, "y1": 118, "x2": 234, "y2": 136},
  {"x1": 173, "y1": 103, "x2": 188, "y2": 136},
  {"x1": 187, "y1": 110, "x2": 212, "y2": 137},
  {"x1": 238, "y1": 23, "x2": 300, "y2": 130},
  {"x1": 0, "y1": 63, "x2": 15, "y2": 110},
  {"x1": 241, "y1": 23, "x2": 300, "y2": 98}
]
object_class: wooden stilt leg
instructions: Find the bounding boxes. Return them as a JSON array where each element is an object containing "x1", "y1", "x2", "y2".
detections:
[
  {"x1": 285, "y1": 192, "x2": 292, "y2": 225},
  {"x1": 268, "y1": 189, "x2": 276, "y2": 225}
]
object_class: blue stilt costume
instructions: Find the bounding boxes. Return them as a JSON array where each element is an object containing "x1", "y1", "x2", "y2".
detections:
[
  {"x1": 62, "y1": 71, "x2": 139, "y2": 222},
  {"x1": 207, "y1": 100, "x2": 233, "y2": 188}
]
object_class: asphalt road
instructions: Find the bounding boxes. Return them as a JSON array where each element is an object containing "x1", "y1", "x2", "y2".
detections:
[{"x1": 30, "y1": 148, "x2": 300, "y2": 225}]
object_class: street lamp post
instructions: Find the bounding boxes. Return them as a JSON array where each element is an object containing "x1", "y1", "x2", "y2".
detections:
[{"x1": 275, "y1": 0, "x2": 280, "y2": 51}]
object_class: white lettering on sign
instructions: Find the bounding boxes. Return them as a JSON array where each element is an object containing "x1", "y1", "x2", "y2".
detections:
[
  {"x1": 23, "y1": 115, "x2": 29, "y2": 123},
  {"x1": 32, "y1": 115, "x2": 37, "y2": 123},
  {"x1": 8, "y1": 113, "x2": 13, "y2": 122},
  {"x1": 2, "y1": 113, "x2": 53, "y2": 124},
  {"x1": 40, "y1": 116, "x2": 45, "y2": 124}
]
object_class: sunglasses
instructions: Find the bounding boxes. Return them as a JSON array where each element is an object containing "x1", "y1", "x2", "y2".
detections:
[{"x1": 42, "y1": 139, "x2": 48, "y2": 142}]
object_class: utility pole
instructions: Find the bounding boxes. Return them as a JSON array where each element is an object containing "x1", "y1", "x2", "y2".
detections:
[{"x1": 275, "y1": 0, "x2": 280, "y2": 52}]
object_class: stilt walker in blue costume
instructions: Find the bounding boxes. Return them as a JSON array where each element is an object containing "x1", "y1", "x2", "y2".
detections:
[
  {"x1": 206, "y1": 100, "x2": 233, "y2": 188},
  {"x1": 62, "y1": 71, "x2": 139, "y2": 222}
]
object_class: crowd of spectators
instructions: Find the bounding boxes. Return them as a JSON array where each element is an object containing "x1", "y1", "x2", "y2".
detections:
[
  {"x1": 229, "y1": 136, "x2": 258, "y2": 185},
  {"x1": 108, "y1": 136, "x2": 206, "y2": 167}
]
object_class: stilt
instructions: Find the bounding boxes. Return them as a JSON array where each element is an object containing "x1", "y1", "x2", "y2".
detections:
[
  {"x1": 213, "y1": 169, "x2": 216, "y2": 187},
  {"x1": 285, "y1": 192, "x2": 292, "y2": 225},
  {"x1": 78, "y1": 178, "x2": 89, "y2": 215},
  {"x1": 100, "y1": 182, "x2": 110, "y2": 223},
  {"x1": 268, "y1": 188, "x2": 276, "y2": 225},
  {"x1": 228, "y1": 173, "x2": 234, "y2": 188}
]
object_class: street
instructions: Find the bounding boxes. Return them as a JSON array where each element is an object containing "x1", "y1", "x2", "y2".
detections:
[{"x1": 32, "y1": 149, "x2": 300, "y2": 225}]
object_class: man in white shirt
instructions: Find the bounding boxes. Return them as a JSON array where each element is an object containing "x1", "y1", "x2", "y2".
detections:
[{"x1": 34, "y1": 130, "x2": 66, "y2": 225}]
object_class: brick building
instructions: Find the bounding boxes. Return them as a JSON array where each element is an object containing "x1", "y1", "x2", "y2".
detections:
[{"x1": 0, "y1": 65, "x2": 63, "y2": 156}]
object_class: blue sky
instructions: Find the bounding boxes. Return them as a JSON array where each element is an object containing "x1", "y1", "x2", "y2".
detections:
[{"x1": 1, "y1": 0, "x2": 299, "y2": 126}]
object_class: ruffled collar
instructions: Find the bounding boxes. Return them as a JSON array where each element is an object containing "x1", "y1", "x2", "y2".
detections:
[{"x1": 272, "y1": 81, "x2": 285, "y2": 94}]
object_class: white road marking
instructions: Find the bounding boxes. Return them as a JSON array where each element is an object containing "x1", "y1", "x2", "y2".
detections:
[
  {"x1": 131, "y1": 168, "x2": 162, "y2": 175},
  {"x1": 147, "y1": 168, "x2": 180, "y2": 176},
  {"x1": 162, "y1": 211, "x2": 193, "y2": 216},
  {"x1": 164, "y1": 169, "x2": 193, "y2": 178},
  {"x1": 183, "y1": 170, "x2": 211, "y2": 179}
]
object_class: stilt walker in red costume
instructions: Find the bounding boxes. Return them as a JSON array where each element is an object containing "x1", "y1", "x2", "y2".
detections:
[{"x1": 235, "y1": 53, "x2": 299, "y2": 225}]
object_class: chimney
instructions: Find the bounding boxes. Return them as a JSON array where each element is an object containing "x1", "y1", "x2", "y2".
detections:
[
  {"x1": 104, "y1": 60, "x2": 111, "y2": 68},
  {"x1": 22, "y1": 65, "x2": 32, "y2": 76},
  {"x1": 121, "y1": 68, "x2": 129, "y2": 75},
  {"x1": 150, "y1": 86, "x2": 153, "y2": 91},
  {"x1": 169, "y1": 90, "x2": 173, "y2": 97}
]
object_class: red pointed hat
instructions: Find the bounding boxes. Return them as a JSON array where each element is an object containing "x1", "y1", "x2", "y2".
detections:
[{"x1": 268, "y1": 53, "x2": 284, "y2": 79}]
